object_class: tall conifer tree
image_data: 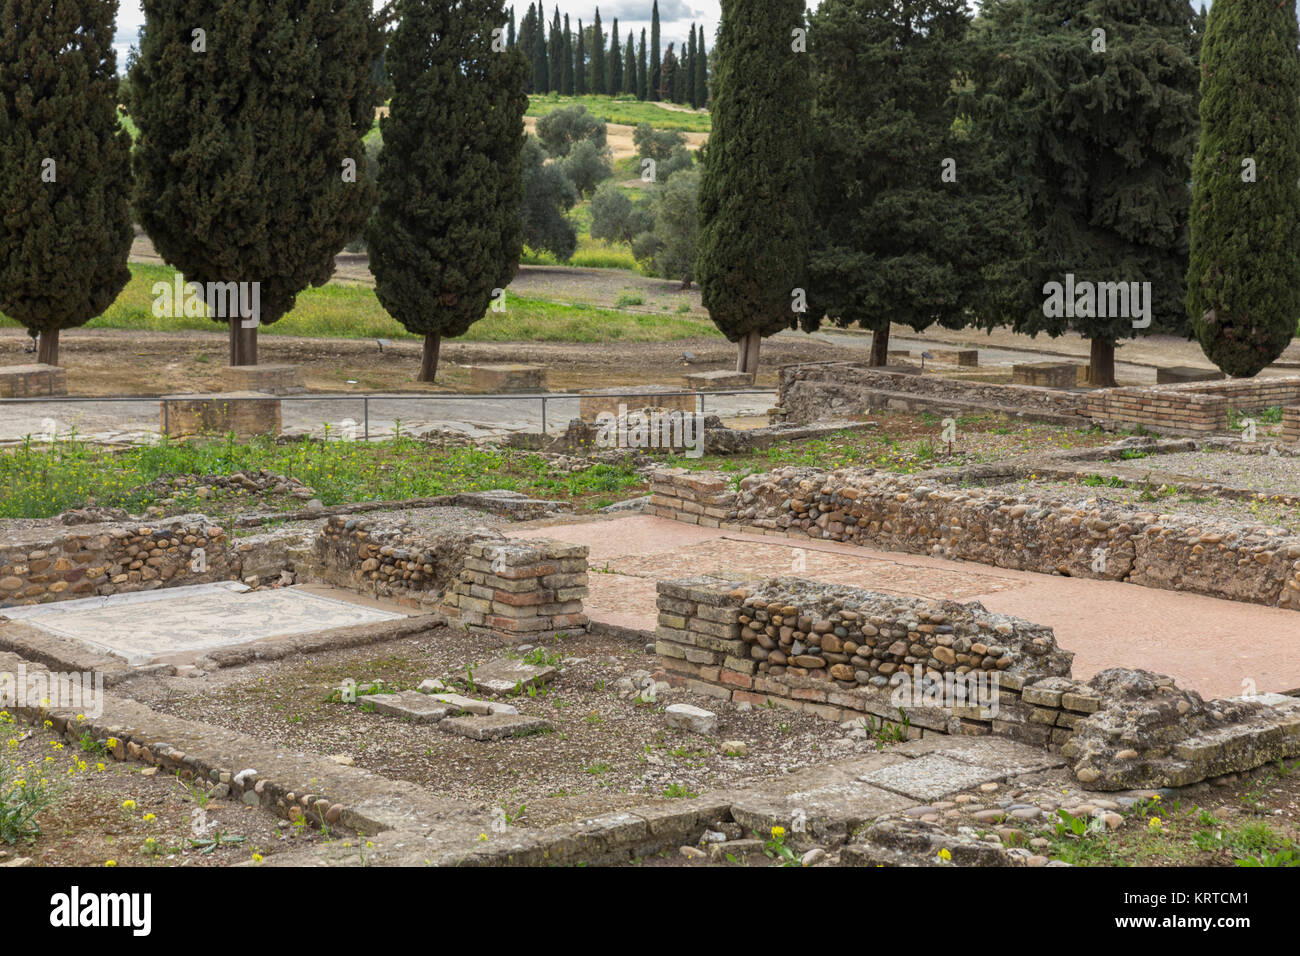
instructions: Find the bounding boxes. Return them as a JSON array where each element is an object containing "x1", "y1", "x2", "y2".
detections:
[
  {"x1": 976, "y1": 0, "x2": 1200, "y2": 385},
  {"x1": 131, "y1": 0, "x2": 381, "y2": 366},
  {"x1": 366, "y1": 0, "x2": 528, "y2": 383},
  {"x1": 696, "y1": 0, "x2": 813, "y2": 373},
  {"x1": 1188, "y1": 0, "x2": 1300, "y2": 376},
  {"x1": 0, "y1": 0, "x2": 132, "y2": 366}
]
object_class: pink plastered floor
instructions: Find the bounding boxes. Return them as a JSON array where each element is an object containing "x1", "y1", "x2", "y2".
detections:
[{"x1": 512, "y1": 514, "x2": 1300, "y2": 700}]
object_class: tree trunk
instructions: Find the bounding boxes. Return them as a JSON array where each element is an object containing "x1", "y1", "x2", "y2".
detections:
[
  {"x1": 1088, "y1": 338, "x2": 1116, "y2": 387},
  {"x1": 228, "y1": 317, "x2": 258, "y2": 366},
  {"x1": 735, "y1": 329, "x2": 762, "y2": 374},
  {"x1": 868, "y1": 326, "x2": 890, "y2": 367},
  {"x1": 36, "y1": 328, "x2": 59, "y2": 366},
  {"x1": 418, "y1": 332, "x2": 441, "y2": 383}
]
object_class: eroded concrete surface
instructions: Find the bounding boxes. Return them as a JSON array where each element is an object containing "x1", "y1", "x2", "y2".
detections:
[
  {"x1": 1, "y1": 581, "x2": 406, "y2": 665},
  {"x1": 511, "y1": 514, "x2": 1300, "y2": 699}
]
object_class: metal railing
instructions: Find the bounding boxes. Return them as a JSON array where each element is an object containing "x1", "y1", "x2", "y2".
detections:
[{"x1": 0, "y1": 388, "x2": 777, "y2": 440}]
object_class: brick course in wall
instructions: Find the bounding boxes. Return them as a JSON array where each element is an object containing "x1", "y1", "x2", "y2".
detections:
[
  {"x1": 647, "y1": 466, "x2": 1300, "y2": 611},
  {"x1": 1284, "y1": 406, "x2": 1300, "y2": 445}
]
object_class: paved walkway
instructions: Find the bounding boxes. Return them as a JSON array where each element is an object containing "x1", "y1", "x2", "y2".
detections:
[{"x1": 511, "y1": 514, "x2": 1300, "y2": 700}]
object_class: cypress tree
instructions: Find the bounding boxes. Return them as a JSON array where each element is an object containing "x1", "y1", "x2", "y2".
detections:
[
  {"x1": 686, "y1": 24, "x2": 696, "y2": 108},
  {"x1": 366, "y1": 0, "x2": 528, "y2": 383},
  {"x1": 592, "y1": 8, "x2": 606, "y2": 95},
  {"x1": 576, "y1": 20, "x2": 586, "y2": 95},
  {"x1": 0, "y1": 0, "x2": 132, "y2": 367},
  {"x1": 696, "y1": 0, "x2": 814, "y2": 373},
  {"x1": 508, "y1": 5, "x2": 515, "y2": 47},
  {"x1": 638, "y1": 29, "x2": 649, "y2": 100},
  {"x1": 976, "y1": 0, "x2": 1200, "y2": 386},
  {"x1": 610, "y1": 19, "x2": 622, "y2": 94},
  {"x1": 650, "y1": 1, "x2": 661, "y2": 100},
  {"x1": 562, "y1": 15, "x2": 574, "y2": 95},
  {"x1": 695, "y1": 25, "x2": 708, "y2": 107},
  {"x1": 1188, "y1": 0, "x2": 1300, "y2": 377},
  {"x1": 547, "y1": 6, "x2": 562, "y2": 93},
  {"x1": 533, "y1": 12, "x2": 549, "y2": 92},
  {"x1": 131, "y1": 0, "x2": 381, "y2": 367},
  {"x1": 625, "y1": 30, "x2": 637, "y2": 100},
  {"x1": 519, "y1": 4, "x2": 538, "y2": 92},
  {"x1": 805, "y1": 0, "x2": 1029, "y2": 366},
  {"x1": 661, "y1": 44, "x2": 677, "y2": 102}
]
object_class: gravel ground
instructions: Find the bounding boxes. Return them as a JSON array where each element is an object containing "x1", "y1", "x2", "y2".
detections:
[
  {"x1": 123, "y1": 628, "x2": 903, "y2": 829},
  {"x1": 990, "y1": 477, "x2": 1298, "y2": 531},
  {"x1": 0, "y1": 713, "x2": 328, "y2": 867},
  {"x1": 1108, "y1": 448, "x2": 1300, "y2": 494}
]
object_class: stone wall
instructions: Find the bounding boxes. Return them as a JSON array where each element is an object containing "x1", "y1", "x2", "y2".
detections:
[
  {"x1": 441, "y1": 538, "x2": 589, "y2": 639},
  {"x1": 647, "y1": 466, "x2": 1300, "y2": 611},
  {"x1": 312, "y1": 516, "x2": 491, "y2": 610},
  {"x1": 0, "y1": 517, "x2": 234, "y2": 608},
  {"x1": 777, "y1": 361, "x2": 1300, "y2": 437},
  {"x1": 1284, "y1": 406, "x2": 1300, "y2": 445},
  {"x1": 655, "y1": 575, "x2": 1084, "y2": 746},
  {"x1": 0, "y1": 363, "x2": 67, "y2": 398},
  {"x1": 654, "y1": 575, "x2": 1300, "y2": 787},
  {"x1": 776, "y1": 363, "x2": 1083, "y2": 427}
]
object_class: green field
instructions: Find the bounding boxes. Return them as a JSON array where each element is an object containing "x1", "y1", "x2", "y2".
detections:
[
  {"x1": 0, "y1": 263, "x2": 716, "y2": 344},
  {"x1": 0, "y1": 435, "x2": 647, "y2": 519},
  {"x1": 526, "y1": 94, "x2": 710, "y2": 133}
]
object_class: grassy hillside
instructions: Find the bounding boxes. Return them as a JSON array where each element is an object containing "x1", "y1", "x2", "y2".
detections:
[{"x1": 526, "y1": 94, "x2": 710, "y2": 133}]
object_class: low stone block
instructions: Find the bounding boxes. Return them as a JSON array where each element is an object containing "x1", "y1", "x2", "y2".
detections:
[
  {"x1": 1156, "y1": 366, "x2": 1226, "y2": 385},
  {"x1": 0, "y1": 363, "x2": 66, "y2": 398},
  {"x1": 160, "y1": 392, "x2": 281, "y2": 438},
  {"x1": 684, "y1": 370, "x2": 754, "y2": 390},
  {"x1": 473, "y1": 658, "x2": 560, "y2": 697},
  {"x1": 219, "y1": 364, "x2": 305, "y2": 395},
  {"x1": 469, "y1": 364, "x2": 546, "y2": 392},
  {"x1": 440, "y1": 714, "x2": 552, "y2": 740},
  {"x1": 578, "y1": 385, "x2": 697, "y2": 421},
  {"x1": 665, "y1": 703, "x2": 718, "y2": 735},
  {"x1": 1012, "y1": 363, "x2": 1080, "y2": 389},
  {"x1": 358, "y1": 690, "x2": 452, "y2": 723}
]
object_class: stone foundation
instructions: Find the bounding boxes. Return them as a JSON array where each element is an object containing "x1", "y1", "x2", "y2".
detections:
[
  {"x1": 647, "y1": 466, "x2": 1300, "y2": 611},
  {"x1": 161, "y1": 392, "x2": 282, "y2": 438},
  {"x1": 441, "y1": 538, "x2": 589, "y2": 639},
  {"x1": 468, "y1": 364, "x2": 546, "y2": 392},
  {"x1": 219, "y1": 364, "x2": 305, "y2": 395},
  {"x1": 0, "y1": 363, "x2": 67, "y2": 397},
  {"x1": 0, "y1": 517, "x2": 233, "y2": 607}
]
